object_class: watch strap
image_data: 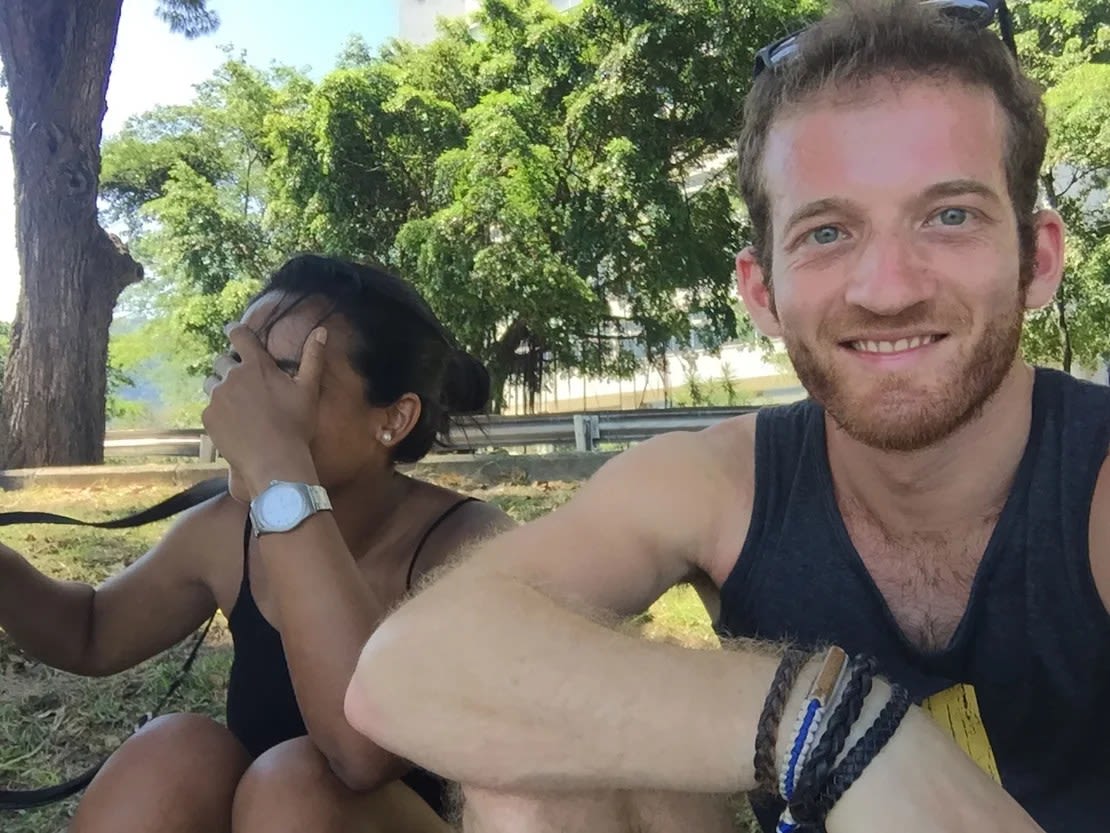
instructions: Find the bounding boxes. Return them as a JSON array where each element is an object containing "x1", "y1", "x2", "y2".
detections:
[{"x1": 303, "y1": 483, "x2": 332, "y2": 513}]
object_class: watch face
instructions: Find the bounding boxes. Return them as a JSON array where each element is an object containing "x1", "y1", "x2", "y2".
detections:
[{"x1": 258, "y1": 484, "x2": 309, "y2": 530}]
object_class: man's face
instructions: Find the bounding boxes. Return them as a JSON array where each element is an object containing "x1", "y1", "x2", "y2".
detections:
[{"x1": 739, "y1": 78, "x2": 1054, "y2": 451}]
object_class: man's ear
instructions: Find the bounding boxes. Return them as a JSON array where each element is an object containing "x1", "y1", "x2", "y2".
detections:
[
  {"x1": 736, "y1": 247, "x2": 782, "y2": 338},
  {"x1": 1022, "y1": 209, "x2": 1066, "y2": 311}
]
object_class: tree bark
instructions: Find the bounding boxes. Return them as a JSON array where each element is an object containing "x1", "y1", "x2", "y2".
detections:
[
  {"x1": 0, "y1": 0, "x2": 143, "y2": 468},
  {"x1": 488, "y1": 317, "x2": 531, "y2": 413}
]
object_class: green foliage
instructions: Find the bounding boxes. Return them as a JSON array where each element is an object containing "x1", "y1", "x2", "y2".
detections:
[
  {"x1": 100, "y1": 0, "x2": 1110, "y2": 412},
  {"x1": 101, "y1": 0, "x2": 817, "y2": 412},
  {"x1": 1012, "y1": 0, "x2": 1110, "y2": 86},
  {"x1": 102, "y1": 57, "x2": 313, "y2": 362},
  {"x1": 106, "y1": 305, "x2": 209, "y2": 428},
  {"x1": 387, "y1": 0, "x2": 819, "y2": 404},
  {"x1": 155, "y1": 0, "x2": 220, "y2": 39},
  {"x1": 1014, "y1": 0, "x2": 1110, "y2": 371},
  {"x1": 719, "y1": 360, "x2": 739, "y2": 406}
]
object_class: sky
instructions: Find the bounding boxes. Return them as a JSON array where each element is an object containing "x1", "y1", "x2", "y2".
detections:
[{"x1": 0, "y1": 0, "x2": 399, "y2": 323}]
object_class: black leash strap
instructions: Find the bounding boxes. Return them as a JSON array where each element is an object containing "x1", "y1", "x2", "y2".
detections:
[{"x1": 0, "y1": 476, "x2": 228, "y2": 811}]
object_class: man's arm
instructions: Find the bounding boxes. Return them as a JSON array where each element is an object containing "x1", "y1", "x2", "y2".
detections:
[
  {"x1": 1087, "y1": 452, "x2": 1110, "y2": 611},
  {"x1": 345, "y1": 423, "x2": 766, "y2": 792},
  {"x1": 345, "y1": 422, "x2": 1047, "y2": 832}
]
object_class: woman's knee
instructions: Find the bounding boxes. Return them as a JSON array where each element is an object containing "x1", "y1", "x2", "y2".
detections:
[
  {"x1": 236, "y1": 736, "x2": 334, "y2": 795},
  {"x1": 234, "y1": 740, "x2": 453, "y2": 833},
  {"x1": 232, "y1": 737, "x2": 345, "y2": 829},
  {"x1": 124, "y1": 712, "x2": 251, "y2": 776},
  {"x1": 71, "y1": 713, "x2": 249, "y2": 832}
]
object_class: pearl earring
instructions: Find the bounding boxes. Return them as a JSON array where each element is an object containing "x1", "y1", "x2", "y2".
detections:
[{"x1": 381, "y1": 430, "x2": 393, "y2": 444}]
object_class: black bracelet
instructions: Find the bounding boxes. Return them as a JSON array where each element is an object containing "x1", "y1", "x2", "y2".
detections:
[
  {"x1": 814, "y1": 684, "x2": 914, "y2": 818},
  {"x1": 754, "y1": 648, "x2": 810, "y2": 793},
  {"x1": 789, "y1": 656, "x2": 878, "y2": 825}
]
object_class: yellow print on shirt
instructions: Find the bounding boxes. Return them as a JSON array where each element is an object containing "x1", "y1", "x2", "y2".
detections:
[{"x1": 920, "y1": 683, "x2": 1001, "y2": 784}]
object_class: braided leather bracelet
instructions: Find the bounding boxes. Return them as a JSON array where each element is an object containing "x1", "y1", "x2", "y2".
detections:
[
  {"x1": 754, "y1": 648, "x2": 811, "y2": 793},
  {"x1": 790, "y1": 655, "x2": 878, "y2": 812},
  {"x1": 814, "y1": 684, "x2": 914, "y2": 817}
]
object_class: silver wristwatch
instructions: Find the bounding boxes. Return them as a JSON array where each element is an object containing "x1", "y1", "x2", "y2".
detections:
[{"x1": 249, "y1": 481, "x2": 332, "y2": 537}]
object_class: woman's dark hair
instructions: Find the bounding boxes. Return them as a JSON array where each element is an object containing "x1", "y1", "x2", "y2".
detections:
[{"x1": 254, "y1": 253, "x2": 490, "y2": 463}]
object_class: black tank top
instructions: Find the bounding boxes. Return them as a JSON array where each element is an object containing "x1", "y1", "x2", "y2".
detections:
[
  {"x1": 716, "y1": 368, "x2": 1110, "y2": 833},
  {"x1": 225, "y1": 497, "x2": 478, "y2": 817}
]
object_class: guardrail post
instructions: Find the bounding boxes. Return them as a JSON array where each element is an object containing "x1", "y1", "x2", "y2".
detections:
[
  {"x1": 199, "y1": 435, "x2": 218, "y2": 463},
  {"x1": 573, "y1": 414, "x2": 600, "y2": 452}
]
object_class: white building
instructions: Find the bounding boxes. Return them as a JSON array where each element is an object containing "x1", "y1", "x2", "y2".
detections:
[
  {"x1": 397, "y1": 0, "x2": 467, "y2": 45},
  {"x1": 398, "y1": 0, "x2": 582, "y2": 45}
]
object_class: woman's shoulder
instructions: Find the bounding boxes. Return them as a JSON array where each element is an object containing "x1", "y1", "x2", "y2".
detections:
[
  {"x1": 403, "y1": 479, "x2": 516, "y2": 582},
  {"x1": 417, "y1": 480, "x2": 514, "y2": 540}
]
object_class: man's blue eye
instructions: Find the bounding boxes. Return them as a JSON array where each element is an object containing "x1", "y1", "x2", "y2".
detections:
[
  {"x1": 937, "y1": 208, "x2": 968, "y2": 226},
  {"x1": 811, "y1": 226, "x2": 840, "y2": 245}
]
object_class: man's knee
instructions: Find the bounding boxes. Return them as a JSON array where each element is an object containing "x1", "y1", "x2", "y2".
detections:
[
  {"x1": 625, "y1": 789, "x2": 740, "y2": 832},
  {"x1": 460, "y1": 785, "x2": 738, "y2": 833},
  {"x1": 460, "y1": 785, "x2": 630, "y2": 832}
]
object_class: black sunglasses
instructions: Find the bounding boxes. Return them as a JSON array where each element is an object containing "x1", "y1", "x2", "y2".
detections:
[{"x1": 752, "y1": 0, "x2": 1018, "y2": 78}]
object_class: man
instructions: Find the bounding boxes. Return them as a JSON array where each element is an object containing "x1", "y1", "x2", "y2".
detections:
[{"x1": 343, "y1": 1, "x2": 1110, "y2": 831}]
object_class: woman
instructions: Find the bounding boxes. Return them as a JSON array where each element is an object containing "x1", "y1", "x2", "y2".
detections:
[{"x1": 0, "y1": 254, "x2": 514, "y2": 832}]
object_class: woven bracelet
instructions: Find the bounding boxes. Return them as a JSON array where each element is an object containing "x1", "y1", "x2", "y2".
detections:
[
  {"x1": 813, "y1": 684, "x2": 914, "y2": 818},
  {"x1": 788, "y1": 656, "x2": 878, "y2": 825},
  {"x1": 754, "y1": 648, "x2": 811, "y2": 793}
]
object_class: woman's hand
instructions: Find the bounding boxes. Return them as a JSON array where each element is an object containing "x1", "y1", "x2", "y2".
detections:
[{"x1": 202, "y1": 324, "x2": 328, "y2": 496}]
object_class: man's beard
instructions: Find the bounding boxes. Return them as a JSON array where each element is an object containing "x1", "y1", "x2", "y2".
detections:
[{"x1": 782, "y1": 298, "x2": 1024, "y2": 452}]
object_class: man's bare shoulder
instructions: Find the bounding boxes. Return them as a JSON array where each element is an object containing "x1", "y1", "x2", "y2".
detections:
[
  {"x1": 601, "y1": 411, "x2": 756, "y2": 491},
  {"x1": 701, "y1": 410, "x2": 758, "y2": 456},
  {"x1": 1088, "y1": 449, "x2": 1110, "y2": 614},
  {"x1": 699, "y1": 413, "x2": 759, "y2": 585},
  {"x1": 589, "y1": 412, "x2": 756, "y2": 586}
]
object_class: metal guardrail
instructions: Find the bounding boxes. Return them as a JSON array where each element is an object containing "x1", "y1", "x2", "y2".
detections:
[{"x1": 103, "y1": 406, "x2": 760, "y2": 460}]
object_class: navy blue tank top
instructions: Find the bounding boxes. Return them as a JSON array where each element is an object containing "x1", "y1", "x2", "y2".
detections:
[
  {"x1": 716, "y1": 368, "x2": 1110, "y2": 833},
  {"x1": 225, "y1": 498, "x2": 477, "y2": 817}
]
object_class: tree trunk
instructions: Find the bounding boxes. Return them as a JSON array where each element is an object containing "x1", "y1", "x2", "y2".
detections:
[
  {"x1": 0, "y1": 0, "x2": 143, "y2": 468},
  {"x1": 488, "y1": 317, "x2": 530, "y2": 413}
]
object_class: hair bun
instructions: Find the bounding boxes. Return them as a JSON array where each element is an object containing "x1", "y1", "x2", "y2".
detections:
[{"x1": 441, "y1": 349, "x2": 491, "y2": 415}]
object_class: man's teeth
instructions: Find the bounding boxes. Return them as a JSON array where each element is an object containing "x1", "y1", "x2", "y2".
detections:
[{"x1": 851, "y1": 335, "x2": 938, "y2": 354}]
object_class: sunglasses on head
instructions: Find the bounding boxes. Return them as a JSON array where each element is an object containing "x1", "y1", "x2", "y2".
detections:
[{"x1": 752, "y1": 0, "x2": 1018, "y2": 78}]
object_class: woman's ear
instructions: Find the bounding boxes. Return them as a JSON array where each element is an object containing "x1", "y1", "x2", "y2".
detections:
[{"x1": 375, "y1": 393, "x2": 422, "y2": 448}]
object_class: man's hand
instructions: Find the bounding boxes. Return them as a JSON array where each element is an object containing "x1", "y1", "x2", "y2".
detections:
[
  {"x1": 201, "y1": 324, "x2": 328, "y2": 495},
  {"x1": 827, "y1": 700, "x2": 1045, "y2": 833}
]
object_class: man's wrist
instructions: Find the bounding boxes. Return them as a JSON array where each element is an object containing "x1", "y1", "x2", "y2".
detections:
[{"x1": 770, "y1": 653, "x2": 899, "y2": 808}]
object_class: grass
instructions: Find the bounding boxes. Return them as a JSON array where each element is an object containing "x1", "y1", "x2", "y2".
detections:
[{"x1": 0, "y1": 477, "x2": 744, "y2": 833}]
